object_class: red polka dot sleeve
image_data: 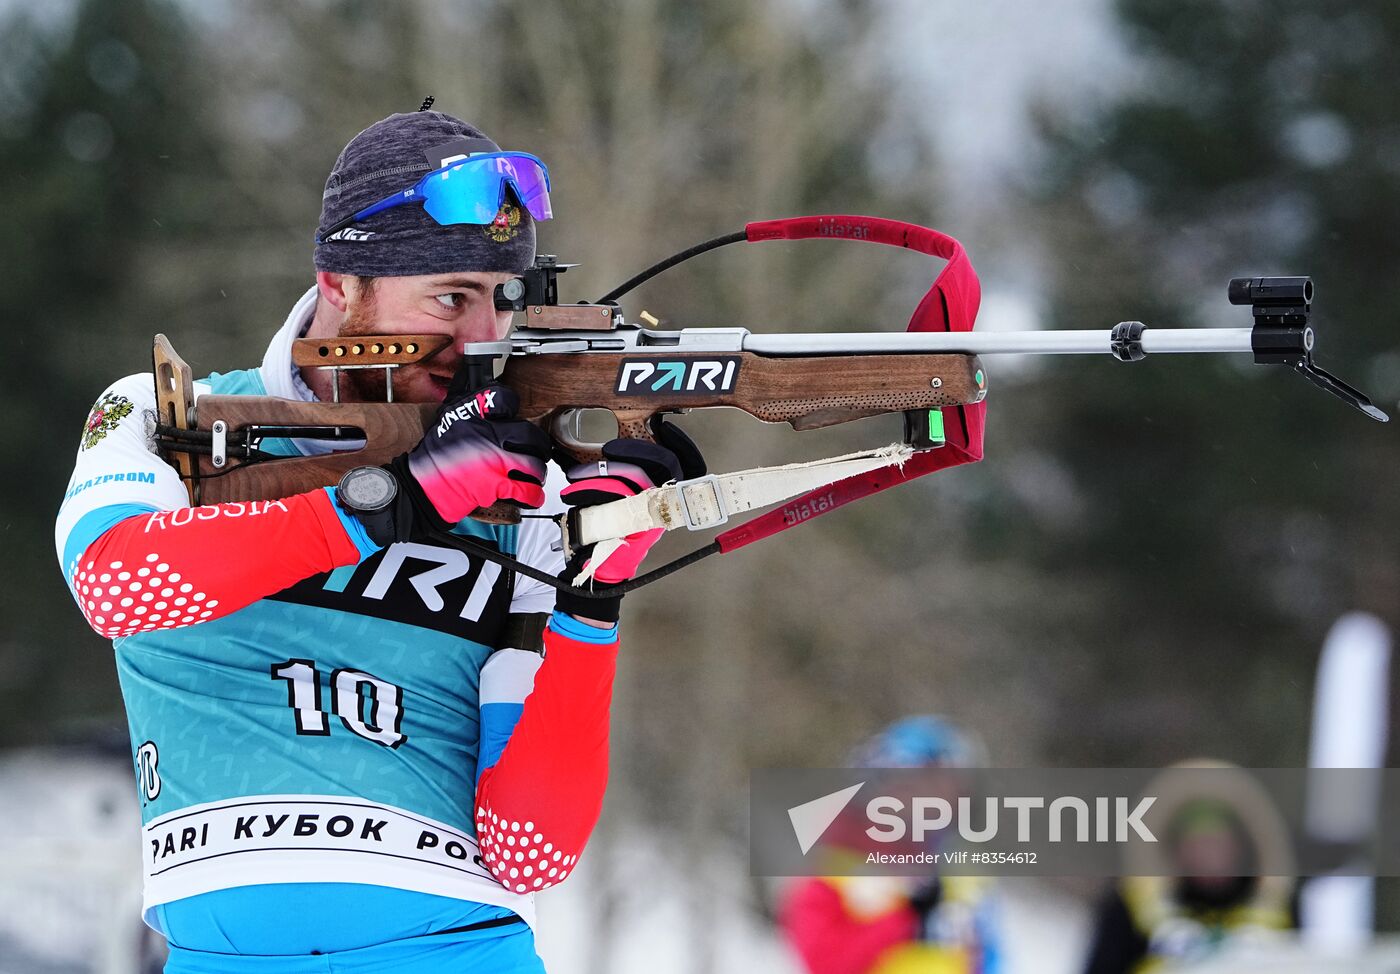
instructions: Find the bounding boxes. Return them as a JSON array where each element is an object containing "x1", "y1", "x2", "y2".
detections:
[
  {"x1": 473, "y1": 627, "x2": 617, "y2": 894},
  {"x1": 68, "y1": 492, "x2": 363, "y2": 639}
]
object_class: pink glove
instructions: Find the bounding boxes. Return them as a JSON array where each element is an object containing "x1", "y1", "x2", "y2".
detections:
[
  {"x1": 404, "y1": 382, "x2": 552, "y2": 522},
  {"x1": 553, "y1": 428, "x2": 705, "y2": 622},
  {"x1": 561, "y1": 439, "x2": 689, "y2": 583}
]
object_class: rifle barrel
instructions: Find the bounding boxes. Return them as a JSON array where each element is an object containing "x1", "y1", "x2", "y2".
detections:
[{"x1": 742, "y1": 327, "x2": 1255, "y2": 357}]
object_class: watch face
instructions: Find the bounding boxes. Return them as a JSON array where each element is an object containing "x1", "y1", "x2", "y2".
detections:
[{"x1": 341, "y1": 467, "x2": 396, "y2": 511}]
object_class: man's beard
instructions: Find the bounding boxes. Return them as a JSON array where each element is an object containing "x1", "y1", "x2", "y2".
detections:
[{"x1": 337, "y1": 296, "x2": 416, "y2": 402}]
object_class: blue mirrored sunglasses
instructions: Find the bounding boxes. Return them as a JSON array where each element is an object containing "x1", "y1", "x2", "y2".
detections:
[{"x1": 316, "y1": 151, "x2": 552, "y2": 243}]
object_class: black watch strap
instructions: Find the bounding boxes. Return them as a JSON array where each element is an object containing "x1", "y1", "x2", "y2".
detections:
[
  {"x1": 336, "y1": 466, "x2": 401, "y2": 547},
  {"x1": 354, "y1": 501, "x2": 400, "y2": 548}
]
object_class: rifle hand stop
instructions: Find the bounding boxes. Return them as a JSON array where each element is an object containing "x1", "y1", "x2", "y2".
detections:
[{"x1": 1231, "y1": 276, "x2": 1388, "y2": 423}]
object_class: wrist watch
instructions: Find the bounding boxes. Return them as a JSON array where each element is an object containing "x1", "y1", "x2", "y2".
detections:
[{"x1": 335, "y1": 466, "x2": 399, "y2": 546}]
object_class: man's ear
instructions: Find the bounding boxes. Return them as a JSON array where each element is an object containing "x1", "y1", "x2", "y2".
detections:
[{"x1": 315, "y1": 270, "x2": 354, "y2": 312}]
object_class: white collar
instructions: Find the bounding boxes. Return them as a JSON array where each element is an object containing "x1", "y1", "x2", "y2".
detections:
[
  {"x1": 259, "y1": 286, "x2": 350, "y2": 456},
  {"x1": 260, "y1": 285, "x2": 320, "y2": 403}
]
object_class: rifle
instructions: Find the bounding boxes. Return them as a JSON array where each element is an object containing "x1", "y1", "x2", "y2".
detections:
[{"x1": 152, "y1": 215, "x2": 1386, "y2": 598}]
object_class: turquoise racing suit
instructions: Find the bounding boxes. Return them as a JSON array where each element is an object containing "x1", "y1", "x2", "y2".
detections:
[{"x1": 55, "y1": 287, "x2": 618, "y2": 971}]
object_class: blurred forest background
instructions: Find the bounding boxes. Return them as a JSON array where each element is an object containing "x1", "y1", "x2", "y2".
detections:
[{"x1": 2, "y1": 0, "x2": 1398, "y2": 970}]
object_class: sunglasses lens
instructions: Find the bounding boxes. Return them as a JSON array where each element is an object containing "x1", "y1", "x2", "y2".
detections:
[
  {"x1": 501, "y1": 156, "x2": 553, "y2": 221},
  {"x1": 420, "y1": 163, "x2": 502, "y2": 225},
  {"x1": 419, "y1": 155, "x2": 554, "y2": 226}
]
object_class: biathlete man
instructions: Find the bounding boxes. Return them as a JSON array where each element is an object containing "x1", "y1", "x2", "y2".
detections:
[{"x1": 55, "y1": 106, "x2": 696, "y2": 973}]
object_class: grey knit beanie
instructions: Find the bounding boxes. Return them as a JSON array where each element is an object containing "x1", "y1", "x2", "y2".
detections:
[{"x1": 314, "y1": 110, "x2": 536, "y2": 276}]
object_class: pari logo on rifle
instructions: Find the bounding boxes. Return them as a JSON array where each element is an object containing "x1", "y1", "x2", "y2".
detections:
[{"x1": 614, "y1": 356, "x2": 741, "y2": 396}]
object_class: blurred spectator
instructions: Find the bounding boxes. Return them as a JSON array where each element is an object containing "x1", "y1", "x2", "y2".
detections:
[
  {"x1": 779, "y1": 716, "x2": 1001, "y2": 974},
  {"x1": 1081, "y1": 762, "x2": 1296, "y2": 974}
]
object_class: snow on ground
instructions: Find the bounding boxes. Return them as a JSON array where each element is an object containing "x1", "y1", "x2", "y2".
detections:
[
  {"x1": 0, "y1": 748, "x2": 153, "y2": 974},
  {"x1": 533, "y1": 817, "x2": 1098, "y2": 974},
  {"x1": 6, "y1": 750, "x2": 1400, "y2": 974}
]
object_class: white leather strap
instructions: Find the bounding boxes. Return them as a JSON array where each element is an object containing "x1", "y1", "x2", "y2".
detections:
[{"x1": 574, "y1": 444, "x2": 914, "y2": 548}]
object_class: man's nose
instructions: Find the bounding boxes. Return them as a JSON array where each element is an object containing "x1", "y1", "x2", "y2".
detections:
[{"x1": 454, "y1": 303, "x2": 511, "y2": 346}]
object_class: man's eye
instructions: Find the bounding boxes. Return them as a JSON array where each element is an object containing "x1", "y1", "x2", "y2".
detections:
[{"x1": 435, "y1": 293, "x2": 465, "y2": 309}]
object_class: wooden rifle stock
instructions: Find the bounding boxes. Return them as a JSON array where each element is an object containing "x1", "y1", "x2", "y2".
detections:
[
  {"x1": 192, "y1": 396, "x2": 436, "y2": 502},
  {"x1": 504, "y1": 351, "x2": 985, "y2": 453},
  {"x1": 152, "y1": 335, "x2": 986, "y2": 519}
]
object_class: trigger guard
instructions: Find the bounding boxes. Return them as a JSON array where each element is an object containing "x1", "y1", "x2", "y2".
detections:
[
  {"x1": 548, "y1": 410, "x2": 605, "y2": 464},
  {"x1": 546, "y1": 408, "x2": 658, "y2": 465}
]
